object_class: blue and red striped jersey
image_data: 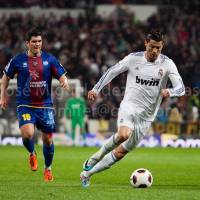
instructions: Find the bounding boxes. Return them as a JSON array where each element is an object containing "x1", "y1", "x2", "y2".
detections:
[{"x1": 3, "y1": 51, "x2": 66, "y2": 107}]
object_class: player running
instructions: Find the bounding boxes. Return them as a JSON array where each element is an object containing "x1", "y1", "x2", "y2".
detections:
[
  {"x1": 0, "y1": 28, "x2": 69, "y2": 181},
  {"x1": 80, "y1": 29, "x2": 185, "y2": 187}
]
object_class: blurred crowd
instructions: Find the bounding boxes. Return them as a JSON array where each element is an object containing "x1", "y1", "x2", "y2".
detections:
[
  {"x1": 0, "y1": 0, "x2": 199, "y2": 13},
  {"x1": 0, "y1": 3, "x2": 200, "y2": 125}
]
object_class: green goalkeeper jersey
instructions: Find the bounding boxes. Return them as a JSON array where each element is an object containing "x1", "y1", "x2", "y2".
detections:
[{"x1": 65, "y1": 97, "x2": 86, "y2": 120}]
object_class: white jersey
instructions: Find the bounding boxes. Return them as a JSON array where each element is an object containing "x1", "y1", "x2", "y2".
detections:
[{"x1": 93, "y1": 51, "x2": 185, "y2": 122}]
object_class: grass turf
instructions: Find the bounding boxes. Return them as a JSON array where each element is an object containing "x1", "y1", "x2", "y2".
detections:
[{"x1": 0, "y1": 146, "x2": 200, "y2": 200}]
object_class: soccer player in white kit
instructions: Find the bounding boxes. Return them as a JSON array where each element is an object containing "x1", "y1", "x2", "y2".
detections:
[{"x1": 80, "y1": 30, "x2": 185, "y2": 187}]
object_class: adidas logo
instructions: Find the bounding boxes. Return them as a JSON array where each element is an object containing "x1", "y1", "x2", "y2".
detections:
[{"x1": 136, "y1": 76, "x2": 160, "y2": 86}]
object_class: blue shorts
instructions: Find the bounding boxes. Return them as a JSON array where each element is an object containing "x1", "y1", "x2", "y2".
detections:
[{"x1": 17, "y1": 106, "x2": 56, "y2": 133}]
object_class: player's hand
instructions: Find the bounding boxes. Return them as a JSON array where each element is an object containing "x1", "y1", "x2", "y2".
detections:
[
  {"x1": 161, "y1": 89, "x2": 170, "y2": 98},
  {"x1": 59, "y1": 75, "x2": 70, "y2": 92},
  {"x1": 88, "y1": 90, "x2": 98, "y2": 101},
  {"x1": 61, "y1": 79, "x2": 70, "y2": 92},
  {"x1": 0, "y1": 97, "x2": 8, "y2": 110}
]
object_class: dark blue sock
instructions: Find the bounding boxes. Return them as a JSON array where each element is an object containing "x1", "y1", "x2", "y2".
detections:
[
  {"x1": 43, "y1": 143, "x2": 54, "y2": 168},
  {"x1": 22, "y1": 138, "x2": 34, "y2": 154}
]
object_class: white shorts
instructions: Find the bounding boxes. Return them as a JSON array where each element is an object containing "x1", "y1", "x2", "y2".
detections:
[{"x1": 117, "y1": 103, "x2": 151, "y2": 151}]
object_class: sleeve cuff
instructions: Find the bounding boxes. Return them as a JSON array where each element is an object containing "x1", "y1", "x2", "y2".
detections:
[
  {"x1": 92, "y1": 88, "x2": 99, "y2": 94},
  {"x1": 3, "y1": 70, "x2": 13, "y2": 79},
  {"x1": 57, "y1": 72, "x2": 66, "y2": 80}
]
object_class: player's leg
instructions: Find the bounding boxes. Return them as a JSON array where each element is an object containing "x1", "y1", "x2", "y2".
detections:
[
  {"x1": 17, "y1": 106, "x2": 38, "y2": 171},
  {"x1": 81, "y1": 144, "x2": 128, "y2": 179},
  {"x1": 42, "y1": 132, "x2": 54, "y2": 181},
  {"x1": 42, "y1": 133, "x2": 54, "y2": 169},
  {"x1": 20, "y1": 123, "x2": 35, "y2": 154},
  {"x1": 71, "y1": 119, "x2": 77, "y2": 146},
  {"x1": 36, "y1": 108, "x2": 56, "y2": 181},
  {"x1": 79, "y1": 119, "x2": 86, "y2": 146},
  {"x1": 94, "y1": 118, "x2": 152, "y2": 174},
  {"x1": 80, "y1": 125, "x2": 132, "y2": 187},
  {"x1": 80, "y1": 117, "x2": 151, "y2": 187},
  {"x1": 81, "y1": 127, "x2": 86, "y2": 145},
  {"x1": 83, "y1": 125, "x2": 132, "y2": 171},
  {"x1": 20, "y1": 123, "x2": 38, "y2": 171},
  {"x1": 83, "y1": 126, "x2": 134, "y2": 173},
  {"x1": 83, "y1": 105, "x2": 133, "y2": 170}
]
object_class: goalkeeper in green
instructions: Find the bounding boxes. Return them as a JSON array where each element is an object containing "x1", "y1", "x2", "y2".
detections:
[{"x1": 65, "y1": 90, "x2": 86, "y2": 146}]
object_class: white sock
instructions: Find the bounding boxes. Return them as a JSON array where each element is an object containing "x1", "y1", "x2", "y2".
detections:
[
  {"x1": 87, "y1": 134, "x2": 118, "y2": 166},
  {"x1": 45, "y1": 166, "x2": 51, "y2": 170},
  {"x1": 85, "y1": 151, "x2": 118, "y2": 177}
]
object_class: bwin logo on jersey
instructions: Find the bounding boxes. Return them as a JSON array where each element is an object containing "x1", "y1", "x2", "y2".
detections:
[{"x1": 136, "y1": 76, "x2": 160, "y2": 86}]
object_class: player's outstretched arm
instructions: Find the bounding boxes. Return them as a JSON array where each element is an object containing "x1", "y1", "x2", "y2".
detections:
[
  {"x1": 59, "y1": 74, "x2": 70, "y2": 92},
  {"x1": 161, "y1": 74, "x2": 185, "y2": 98},
  {"x1": 88, "y1": 90, "x2": 98, "y2": 101},
  {"x1": 87, "y1": 55, "x2": 130, "y2": 101},
  {"x1": 162, "y1": 73, "x2": 185, "y2": 98},
  {"x1": 168, "y1": 73, "x2": 185, "y2": 97},
  {"x1": 92, "y1": 55, "x2": 129, "y2": 94},
  {"x1": 0, "y1": 74, "x2": 10, "y2": 110},
  {"x1": 163, "y1": 60, "x2": 185, "y2": 98}
]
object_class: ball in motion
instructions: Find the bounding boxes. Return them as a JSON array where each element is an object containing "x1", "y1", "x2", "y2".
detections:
[{"x1": 130, "y1": 168, "x2": 153, "y2": 188}]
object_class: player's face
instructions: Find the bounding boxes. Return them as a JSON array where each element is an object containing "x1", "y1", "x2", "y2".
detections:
[
  {"x1": 26, "y1": 36, "x2": 42, "y2": 56},
  {"x1": 145, "y1": 39, "x2": 163, "y2": 62}
]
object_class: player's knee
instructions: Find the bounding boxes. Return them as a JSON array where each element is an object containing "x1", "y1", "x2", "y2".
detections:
[
  {"x1": 43, "y1": 137, "x2": 53, "y2": 146},
  {"x1": 22, "y1": 133, "x2": 33, "y2": 140},
  {"x1": 116, "y1": 127, "x2": 132, "y2": 143},
  {"x1": 113, "y1": 146, "x2": 128, "y2": 160},
  {"x1": 116, "y1": 135, "x2": 127, "y2": 143},
  {"x1": 20, "y1": 124, "x2": 34, "y2": 139},
  {"x1": 21, "y1": 129, "x2": 34, "y2": 139},
  {"x1": 42, "y1": 133, "x2": 53, "y2": 146}
]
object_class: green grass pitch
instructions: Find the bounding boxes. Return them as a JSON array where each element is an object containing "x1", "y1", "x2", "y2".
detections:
[{"x1": 0, "y1": 146, "x2": 200, "y2": 200}]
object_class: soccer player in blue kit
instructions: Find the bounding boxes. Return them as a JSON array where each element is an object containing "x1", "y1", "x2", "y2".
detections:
[{"x1": 0, "y1": 28, "x2": 69, "y2": 181}]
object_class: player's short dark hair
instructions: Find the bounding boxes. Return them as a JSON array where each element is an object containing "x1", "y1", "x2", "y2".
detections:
[
  {"x1": 25, "y1": 28, "x2": 42, "y2": 41},
  {"x1": 146, "y1": 29, "x2": 164, "y2": 42}
]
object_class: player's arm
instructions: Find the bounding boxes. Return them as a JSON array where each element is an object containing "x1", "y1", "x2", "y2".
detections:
[
  {"x1": 50, "y1": 55, "x2": 70, "y2": 91},
  {"x1": 88, "y1": 55, "x2": 130, "y2": 101},
  {"x1": 0, "y1": 58, "x2": 17, "y2": 109},
  {"x1": 59, "y1": 74, "x2": 70, "y2": 91},
  {"x1": 166, "y1": 73, "x2": 185, "y2": 97},
  {"x1": 0, "y1": 74, "x2": 10, "y2": 109},
  {"x1": 161, "y1": 60, "x2": 185, "y2": 98}
]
